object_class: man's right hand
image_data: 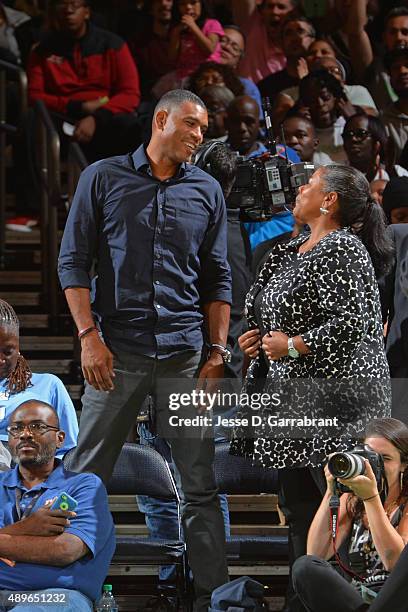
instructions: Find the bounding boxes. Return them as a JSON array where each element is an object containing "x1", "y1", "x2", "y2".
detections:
[
  {"x1": 80, "y1": 333, "x2": 115, "y2": 391},
  {"x1": 4, "y1": 507, "x2": 76, "y2": 537}
]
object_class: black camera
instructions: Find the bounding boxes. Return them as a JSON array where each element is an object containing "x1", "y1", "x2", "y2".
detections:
[
  {"x1": 193, "y1": 99, "x2": 314, "y2": 222},
  {"x1": 328, "y1": 444, "x2": 385, "y2": 494},
  {"x1": 227, "y1": 155, "x2": 314, "y2": 221}
]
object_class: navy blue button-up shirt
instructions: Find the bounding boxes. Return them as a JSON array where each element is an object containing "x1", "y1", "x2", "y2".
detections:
[{"x1": 58, "y1": 145, "x2": 232, "y2": 358}]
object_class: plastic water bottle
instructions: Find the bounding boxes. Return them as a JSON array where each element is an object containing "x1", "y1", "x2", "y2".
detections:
[{"x1": 95, "y1": 584, "x2": 119, "y2": 611}]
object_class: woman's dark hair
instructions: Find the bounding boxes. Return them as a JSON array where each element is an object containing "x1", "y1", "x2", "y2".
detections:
[
  {"x1": 343, "y1": 111, "x2": 388, "y2": 163},
  {"x1": 347, "y1": 418, "x2": 408, "y2": 520},
  {"x1": 173, "y1": 0, "x2": 213, "y2": 29},
  {"x1": 188, "y1": 61, "x2": 244, "y2": 97},
  {"x1": 320, "y1": 164, "x2": 395, "y2": 277},
  {"x1": 299, "y1": 69, "x2": 345, "y2": 102}
]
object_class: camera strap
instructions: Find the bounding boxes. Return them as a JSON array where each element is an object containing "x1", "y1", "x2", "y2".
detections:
[{"x1": 329, "y1": 483, "x2": 366, "y2": 582}]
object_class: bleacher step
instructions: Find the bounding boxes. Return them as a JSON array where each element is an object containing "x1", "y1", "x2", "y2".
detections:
[
  {"x1": 0, "y1": 291, "x2": 41, "y2": 306},
  {"x1": 30, "y1": 358, "x2": 74, "y2": 374},
  {"x1": 18, "y1": 314, "x2": 49, "y2": 328},
  {"x1": 19, "y1": 336, "x2": 74, "y2": 351},
  {"x1": 0, "y1": 270, "x2": 41, "y2": 285}
]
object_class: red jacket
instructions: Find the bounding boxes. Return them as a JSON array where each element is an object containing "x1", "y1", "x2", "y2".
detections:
[{"x1": 28, "y1": 24, "x2": 140, "y2": 121}]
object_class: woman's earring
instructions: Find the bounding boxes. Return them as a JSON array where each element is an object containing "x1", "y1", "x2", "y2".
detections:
[
  {"x1": 320, "y1": 207, "x2": 329, "y2": 215},
  {"x1": 401, "y1": 472, "x2": 404, "y2": 491}
]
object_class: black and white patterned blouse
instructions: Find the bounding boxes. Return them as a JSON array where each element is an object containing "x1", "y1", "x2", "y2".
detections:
[{"x1": 230, "y1": 229, "x2": 391, "y2": 469}]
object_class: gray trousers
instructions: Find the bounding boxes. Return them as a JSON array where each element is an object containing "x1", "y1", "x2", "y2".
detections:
[{"x1": 68, "y1": 347, "x2": 229, "y2": 611}]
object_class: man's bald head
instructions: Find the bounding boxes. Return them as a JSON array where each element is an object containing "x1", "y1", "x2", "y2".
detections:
[{"x1": 226, "y1": 96, "x2": 261, "y2": 155}]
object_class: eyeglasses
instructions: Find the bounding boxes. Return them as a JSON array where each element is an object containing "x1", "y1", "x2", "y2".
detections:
[
  {"x1": 7, "y1": 422, "x2": 60, "y2": 437},
  {"x1": 220, "y1": 36, "x2": 244, "y2": 57},
  {"x1": 55, "y1": 1, "x2": 86, "y2": 11},
  {"x1": 343, "y1": 128, "x2": 372, "y2": 142}
]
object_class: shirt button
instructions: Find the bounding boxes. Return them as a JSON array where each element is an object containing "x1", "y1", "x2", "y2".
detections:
[
  {"x1": 155, "y1": 252, "x2": 161, "y2": 260},
  {"x1": 155, "y1": 280, "x2": 160, "y2": 285},
  {"x1": 157, "y1": 228, "x2": 161, "y2": 234},
  {"x1": 157, "y1": 304, "x2": 161, "y2": 309}
]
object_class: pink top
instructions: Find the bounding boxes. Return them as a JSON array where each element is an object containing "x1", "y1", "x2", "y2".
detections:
[
  {"x1": 237, "y1": 10, "x2": 286, "y2": 83},
  {"x1": 176, "y1": 18, "x2": 224, "y2": 78}
]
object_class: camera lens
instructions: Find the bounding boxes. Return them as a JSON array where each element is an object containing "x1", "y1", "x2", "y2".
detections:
[{"x1": 328, "y1": 452, "x2": 366, "y2": 479}]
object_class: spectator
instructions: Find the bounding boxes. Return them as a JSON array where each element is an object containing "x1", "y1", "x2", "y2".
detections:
[
  {"x1": 298, "y1": 69, "x2": 354, "y2": 162},
  {"x1": 343, "y1": 112, "x2": 408, "y2": 182},
  {"x1": 0, "y1": 2, "x2": 30, "y2": 65},
  {"x1": 188, "y1": 60, "x2": 245, "y2": 97},
  {"x1": 232, "y1": 0, "x2": 297, "y2": 83},
  {"x1": 153, "y1": 0, "x2": 224, "y2": 96},
  {"x1": 344, "y1": 5, "x2": 408, "y2": 110},
  {"x1": 370, "y1": 178, "x2": 388, "y2": 206},
  {"x1": 305, "y1": 38, "x2": 336, "y2": 64},
  {"x1": 0, "y1": 400, "x2": 115, "y2": 611},
  {"x1": 0, "y1": 299, "x2": 78, "y2": 458},
  {"x1": 27, "y1": 0, "x2": 141, "y2": 161},
  {"x1": 225, "y1": 95, "x2": 300, "y2": 251},
  {"x1": 382, "y1": 177, "x2": 408, "y2": 225},
  {"x1": 275, "y1": 55, "x2": 377, "y2": 127},
  {"x1": 281, "y1": 113, "x2": 332, "y2": 166},
  {"x1": 0, "y1": 441, "x2": 10, "y2": 471},
  {"x1": 218, "y1": 25, "x2": 263, "y2": 117},
  {"x1": 127, "y1": 0, "x2": 174, "y2": 97},
  {"x1": 379, "y1": 223, "x2": 408, "y2": 391},
  {"x1": 383, "y1": 45, "x2": 408, "y2": 164},
  {"x1": 294, "y1": 417, "x2": 408, "y2": 612},
  {"x1": 258, "y1": 16, "x2": 315, "y2": 100},
  {"x1": 200, "y1": 84, "x2": 234, "y2": 140}
]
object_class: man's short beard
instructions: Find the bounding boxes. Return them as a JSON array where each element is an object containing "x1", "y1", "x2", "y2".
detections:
[{"x1": 12, "y1": 447, "x2": 55, "y2": 467}]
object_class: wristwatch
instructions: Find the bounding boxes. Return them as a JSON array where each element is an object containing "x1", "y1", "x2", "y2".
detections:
[
  {"x1": 209, "y1": 343, "x2": 232, "y2": 363},
  {"x1": 287, "y1": 338, "x2": 300, "y2": 359}
]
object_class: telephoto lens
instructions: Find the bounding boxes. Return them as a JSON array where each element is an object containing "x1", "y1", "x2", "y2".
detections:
[{"x1": 328, "y1": 452, "x2": 366, "y2": 479}]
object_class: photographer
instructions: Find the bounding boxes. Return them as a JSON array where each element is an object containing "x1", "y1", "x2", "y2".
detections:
[{"x1": 293, "y1": 417, "x2": 408, "y2": 612}]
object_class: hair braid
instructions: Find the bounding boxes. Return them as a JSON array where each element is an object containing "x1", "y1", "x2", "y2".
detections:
[{"x1": 7, "y1": 354, "x2": 32, "y2": 394}]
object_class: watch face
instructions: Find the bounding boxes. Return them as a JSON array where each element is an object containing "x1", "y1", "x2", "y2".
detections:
[{"x1": 288, "y1": 347, "x2": 300, "y2": 359}]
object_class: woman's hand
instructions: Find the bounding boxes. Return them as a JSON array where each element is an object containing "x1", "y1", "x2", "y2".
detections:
[
  {"x1": 338, "y1": 459, "x2": 379, "y2": 500},
  {"x1": 262, "y1": 331, "x2": 289, "y2": 361},
  {"x1": 324, "y1": 461, "x2": 336, "y2": 495},
  {"x1": 238, "y1": 328, "x2": 261, "y2": 358}
]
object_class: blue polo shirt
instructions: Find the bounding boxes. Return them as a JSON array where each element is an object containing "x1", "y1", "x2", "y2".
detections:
[
  {"x1": 0, "y1": 462, "x2": 115, "y2": 602},
  {"x1": 58, "y1": 145, "x2": 232, "y2": 358},
  {"x1": 0, "y1": 373, "x2": 78, "y2": 458}
]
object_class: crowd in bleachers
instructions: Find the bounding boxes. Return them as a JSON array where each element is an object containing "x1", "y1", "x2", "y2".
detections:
[{"x1": 1, "y1": 1, "x2": 408, "y2": 611}]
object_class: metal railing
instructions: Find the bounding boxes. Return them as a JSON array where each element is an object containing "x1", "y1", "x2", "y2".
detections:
[
  {"x1": 67, "y1": 141, "x2": 88, "y2": 208},
  {"x1": 35, "y1": 103, "x2": 89, "y2": 333},
  {"x1": 35, "y1": 99, "x2": 61, "y2": 331},
  {"x1": 0, "y1": 60, "x2": 28, "y2": 268}
]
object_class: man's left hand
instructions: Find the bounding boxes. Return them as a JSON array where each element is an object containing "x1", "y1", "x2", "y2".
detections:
[
  {"x1": 262, "y1": 331, "x2": 289, "y2": 361},
  {"x1": 73, "y1": 116, "x2": 97, "y2": 143}
]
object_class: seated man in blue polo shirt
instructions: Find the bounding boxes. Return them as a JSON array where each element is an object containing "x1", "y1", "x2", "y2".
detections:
[{"x1": 0, "y1": 399, "x2": 115, "y2": 612}]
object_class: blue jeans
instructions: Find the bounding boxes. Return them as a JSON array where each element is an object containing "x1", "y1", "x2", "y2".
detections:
[
  {"x1": 137, "y1": 408, "x2": 234, "y2": 587},
  {"x1": 0, "y1": 589, "x2": 92, "y2": 611}
]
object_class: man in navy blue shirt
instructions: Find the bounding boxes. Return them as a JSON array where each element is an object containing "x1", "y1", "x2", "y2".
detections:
[
  {"x1": 58, "y1": 89, "x2": 231, "y2": 611},
  {"x1": 0, "y1": 400, "x2": 115, "y2": 611}
]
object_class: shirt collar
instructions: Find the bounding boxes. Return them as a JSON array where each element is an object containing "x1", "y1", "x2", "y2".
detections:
[
  {"x1": 131, "y1": 144, "x2": 187, "y2": 179},
  {"x1": 2, "y1": 459, "x2": 64, "y2": 491}
]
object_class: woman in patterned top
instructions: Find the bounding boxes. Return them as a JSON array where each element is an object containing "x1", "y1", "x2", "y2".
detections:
[
  {"x1": 230, "y1": 164, "x2": 394, "y2": 610},
  {"x1": 293, "y1": 417, "x2": 408, "y2": 612}
]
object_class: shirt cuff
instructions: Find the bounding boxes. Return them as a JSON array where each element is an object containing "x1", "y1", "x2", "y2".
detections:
[{"x1": 58, "y1": 269, "x2": 92, "y2": 291}]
